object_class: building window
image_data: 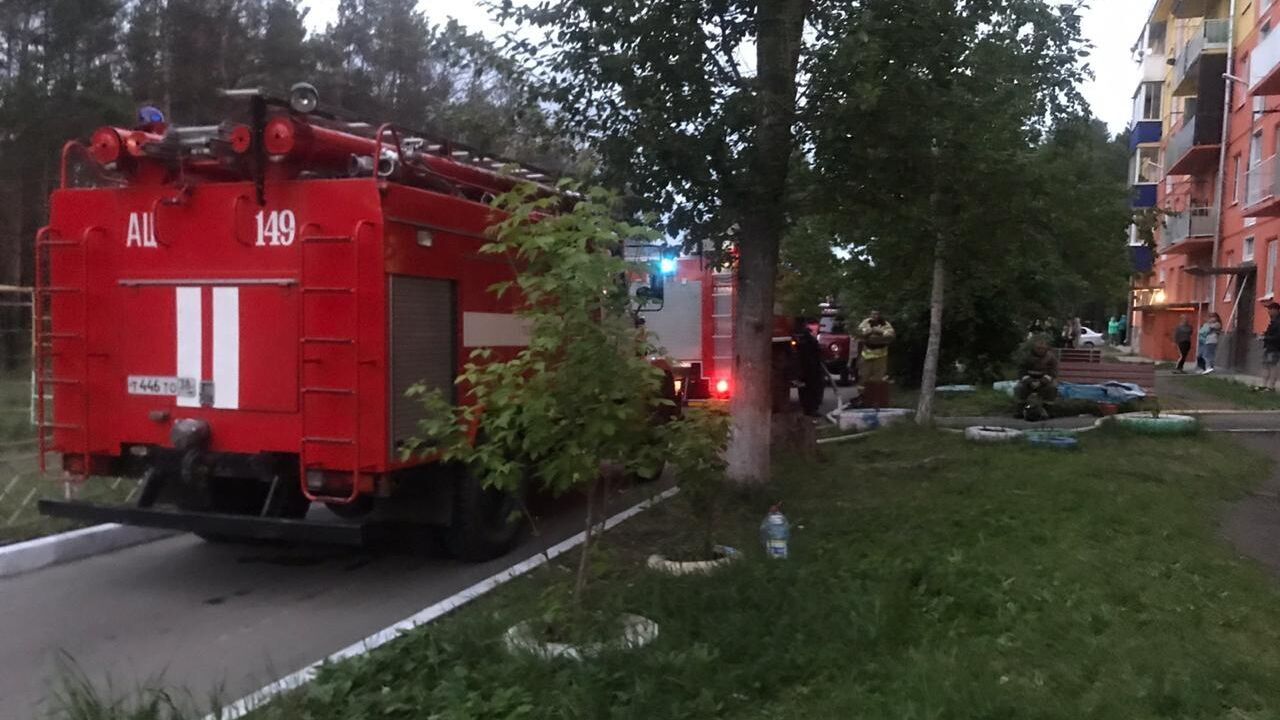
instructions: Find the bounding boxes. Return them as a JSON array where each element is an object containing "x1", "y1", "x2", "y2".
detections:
[
  {"x1": 1233, "y1": 154, "x2": 1243, "y2": 203},
  {"x1": 1245, "y1": 236, "x2": 1256, "y2": 263},
  {"x1": 1268, "y1": 240, "x2": 1278, "y2": 297},
  {"x1": 1240, "y1": 58, "x2": 1251, "y2": 108},
  {"x1": 1225, "y1": 252, "x2": 1236, "y2": 302},
  {"x1": 1133, "y1": 146, "x2": 1161, "y2": 184},
  {"x1": 1146, "y1": 22, "x2": 1166, "y2": 56}
]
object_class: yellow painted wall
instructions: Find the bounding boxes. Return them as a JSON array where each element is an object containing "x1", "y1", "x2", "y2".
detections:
[{"x1": 1230, "y1": 0, "x2": 1254, "y2": 44}]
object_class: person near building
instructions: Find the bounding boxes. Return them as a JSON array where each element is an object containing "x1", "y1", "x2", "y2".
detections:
[
  {"x1": 1015, "y1": 335, "x2": 1059, "y2": 421},
  {"x1": 793, "y1": 317, "x2": 826, "y2": 417},
  {"x1": 1117, "y1": 314, "x2": 1128, "y2": 346},
  {"x1": 1107, "y1": 316, "x2": 1120, "y2": 346},
  {"x1": 1258, "y1": 302, "x2": 1280, "y2": 392},
  {"x1": 1173, "y1": 316, "x2": 1194, "y2": 373},
  {"x1": 1198, "y1": 313, "x2": 1223, "y2": 375},
  {"x1": 857, "y1": 310, "x2": 895, "y2": 409}
]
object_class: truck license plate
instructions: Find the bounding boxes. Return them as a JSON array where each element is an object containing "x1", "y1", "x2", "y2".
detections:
[{"x1": 127, "y1": 375, "x2": 197, "y2": 398}]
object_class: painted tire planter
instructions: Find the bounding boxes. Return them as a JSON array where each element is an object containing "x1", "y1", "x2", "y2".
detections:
[
  {"x1": 964, "y1": 426, "x2": 1023, "y2": 443},
  {"x1": 504, "y1": 613, "x2": 659, "y2": 661},
  {"x1": 992, "y1": 380, "x2": 1018, "y2": 397},
  {"x1": 1025, "y1": 433, "x2": 1079, "y2": 450},
  {"x1": 835, "y1": 408, "x2": 912, "y2": 432},
  {"x1": 1114, "y1": 412, "x2": 1198, "y2": 435},
  {"x1": 646, "y1": 545, "x2": 741, "y2": 576}
]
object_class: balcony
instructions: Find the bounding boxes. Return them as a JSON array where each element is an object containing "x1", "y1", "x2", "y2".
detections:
[
  {"x1": 1129, "y1": 120, "x2": 1162, "y2": 150},
  {"x1": 1133, "y1": 183, "x2": 1158, "y2": 209},
  {"x1": 1171, "y1": 0, "x2": 1214, "y2": 18},
  {"x1": 1244, "y1": 155, "x2": 1280, "y2": 217},
  {"x1": 1140, "y1": 52, "x2": 1168, "y2": 83},
  {"x1": 1250, "y1": 24, "x2": 1280, "y2": 95},
  {"x1": 1171, "y1": 19, "x2": 1230, "y2": 97},
  {"x1": 1165, "y1": 113, "x2": 1223, "y2": 176},
  {"x1": 1162, "y1": 206, "x2": 1217, "y2": 253}
]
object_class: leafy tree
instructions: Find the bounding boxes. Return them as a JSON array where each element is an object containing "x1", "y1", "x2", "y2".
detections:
[
  {"x1": 776, "y1": 212, "x2": 853, "y2": 318},
  {"x1": 496, "y1": 0, "x2": 810, "y2": 484},
  {"x1": 0, "y1": 0, "x2": 130, "y2": 365},
  {"x1": 805, "y1": 0, "x2": 1096, "y2": 419},
  {"x1": 407, "y1": 184, "x2": 670, "y2": 604}
]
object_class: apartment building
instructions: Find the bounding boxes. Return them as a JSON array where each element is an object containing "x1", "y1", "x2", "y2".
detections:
[{"x1": 1130, "y1": 0, "x2": 1279, "y2": 372}]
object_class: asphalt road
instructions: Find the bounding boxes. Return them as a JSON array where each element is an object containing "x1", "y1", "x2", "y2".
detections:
[{"x1": 0, "y1": 487, "x2": 652, "y2": 719}]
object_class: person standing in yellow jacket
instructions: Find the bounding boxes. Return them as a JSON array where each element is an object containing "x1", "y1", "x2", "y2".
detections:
[{"x1": 857, "y1": 310, "x2": 895, "y2": 408}]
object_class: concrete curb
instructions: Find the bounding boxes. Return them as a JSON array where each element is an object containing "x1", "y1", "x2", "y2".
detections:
[
  {"x1": 0, "y1": 524, "x2": 175, "y2": 580},
  {"x1": 208, "y1": 486, "x2": 681, "y2": 720}
]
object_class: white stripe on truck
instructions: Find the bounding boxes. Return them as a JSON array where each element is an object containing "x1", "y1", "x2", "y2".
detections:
[
  {"x1": 175, "y1": 287, "x2": 201, "y2": 408},
  {"x1": 212, "y1": 287, "x2": 240, "y2": 409},
  {"x1": 462, "y1": 312, "x2": 530, "y2": 348}
]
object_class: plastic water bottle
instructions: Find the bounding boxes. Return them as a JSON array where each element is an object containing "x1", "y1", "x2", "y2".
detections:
[{"x1": 760, "y1": 505, "x2": 790, "y2": 559}]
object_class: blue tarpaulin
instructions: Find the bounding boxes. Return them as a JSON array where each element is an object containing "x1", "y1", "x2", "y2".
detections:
[{"x1": 1057, "y1": 381, "x2": 1147, "y2": 403}]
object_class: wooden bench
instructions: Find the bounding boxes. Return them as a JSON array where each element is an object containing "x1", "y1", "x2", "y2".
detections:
[
  {"x1": 1059, "y1": 348, "x2": 1103, "y2": 364},
  {"x1": 1056, "y1": 350, "x2": 1157, "y2": 396}
]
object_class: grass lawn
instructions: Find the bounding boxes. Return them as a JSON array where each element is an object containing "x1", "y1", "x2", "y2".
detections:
[
  {"x1": 67, "y1": 424, "x2": 1280, "y2": 719},
  {"x1": 1178, "y1": 375, "x2": 1280, "y2": 410},
  {"x1": 879, "y1": 386, "x2": 1016, "y2": 416}
]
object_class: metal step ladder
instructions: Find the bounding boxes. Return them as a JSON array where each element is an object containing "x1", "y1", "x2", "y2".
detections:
[
  {"x1": 33, "y1": 226, "x2": 90, "y2": 477},
  {"x1": 298, "y1": 221, "x2": 371, "y2": 503}
]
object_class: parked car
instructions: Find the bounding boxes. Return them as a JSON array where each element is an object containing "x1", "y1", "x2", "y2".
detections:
[{"x1": 1077, "y1": 326, "x2": 1105, "y2": 347}]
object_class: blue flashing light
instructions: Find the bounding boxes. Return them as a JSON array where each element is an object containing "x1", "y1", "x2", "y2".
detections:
[
  {"x1": 138, "y1": 105, "x2": 165, "y2": 125},
  {"x1": 659, "y1": 257, "x2": 677, "y2": 274}
]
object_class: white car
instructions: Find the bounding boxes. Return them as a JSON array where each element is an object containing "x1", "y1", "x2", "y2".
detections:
[{"x1": 1077, "y1": 327, "x2": 1105, "y2": 347}]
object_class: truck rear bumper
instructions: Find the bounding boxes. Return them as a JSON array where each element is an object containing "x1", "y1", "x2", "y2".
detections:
[{"x1": 38, "y1": 500, "x2": 367, "y2": 546}]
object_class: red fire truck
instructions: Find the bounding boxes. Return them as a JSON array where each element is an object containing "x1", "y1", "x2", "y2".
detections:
[
  {"x1": 636, "y1": 254, "x2": 795, "y2": 408},
  {"x1": 34, "y1": 86, "x2": 587, "y2": 559}
]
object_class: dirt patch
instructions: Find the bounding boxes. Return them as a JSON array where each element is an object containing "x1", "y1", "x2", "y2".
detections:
[{"x1": 1222, "y1": 434, "x2": 1280, "y2": 579}]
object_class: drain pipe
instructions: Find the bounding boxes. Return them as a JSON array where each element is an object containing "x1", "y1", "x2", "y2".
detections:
[{"x1": 1210, "y1": 0, "x2": 1238, "y2": 314}]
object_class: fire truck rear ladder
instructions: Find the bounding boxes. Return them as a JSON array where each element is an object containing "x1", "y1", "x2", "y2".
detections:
[
  {"x1": 298, "y1": 221, "x2": 372, "y2": 504},
  {"x1": 33, "y1": 226, "x2": 91, "y2": 479}
]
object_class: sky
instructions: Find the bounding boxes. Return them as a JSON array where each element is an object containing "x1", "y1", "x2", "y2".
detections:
[{"x1": 302, "y1": 0, "x2": 1150, "y2": 135}]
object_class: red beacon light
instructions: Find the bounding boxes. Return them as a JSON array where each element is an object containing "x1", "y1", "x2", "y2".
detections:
[{"x1": 88, "y1": 127, "x2": 124, "y2": 166}]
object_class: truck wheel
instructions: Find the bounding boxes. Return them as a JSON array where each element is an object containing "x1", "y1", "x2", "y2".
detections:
[{"x1": 439, "y1": 466, "x2": 527, "y2": 562}]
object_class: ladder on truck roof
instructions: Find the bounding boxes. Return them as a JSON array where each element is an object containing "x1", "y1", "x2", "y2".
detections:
[{"x1": 220, "y1": 86, "x2": 563, "y2": 188}]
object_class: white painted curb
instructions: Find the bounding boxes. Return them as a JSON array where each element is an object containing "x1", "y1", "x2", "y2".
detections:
[
  {"x1": 209, "y1": 486, "x2": 681, "y2": 720},
  {"x1": 0, "y1": 524, "x2": 175, "y2": 580}
]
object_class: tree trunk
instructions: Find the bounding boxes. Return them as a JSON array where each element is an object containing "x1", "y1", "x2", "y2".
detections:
[
  {"x1": 916, "y1": 247, "x2": 945, "y2": 425},
  {"x1": 726, "y1": 0, "x2": 808, "y2": 485}
]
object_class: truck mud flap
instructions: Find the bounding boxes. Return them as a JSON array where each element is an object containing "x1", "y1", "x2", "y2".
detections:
[{"x1": 38, "y1": 500, "x2": 368, "y2": 546}]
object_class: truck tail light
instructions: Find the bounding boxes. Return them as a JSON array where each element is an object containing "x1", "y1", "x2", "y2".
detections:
[
  {"x1": 306, "y1": 469, "x2": 353, "y2": 495},
  {"x1": 714, "y1": 378, "x2": 730, "y2": 396}
]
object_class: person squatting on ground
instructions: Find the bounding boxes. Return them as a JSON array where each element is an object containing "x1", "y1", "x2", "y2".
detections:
[
  {"x1": 1198, "y1": 313, "x2": 1223, "y2": 375},
  {"x1": 1259, "y1": 302, "x2": 1280, "y2": 392},
  {"x1": 1173, "y1": 316, "x2": 1194, "y2": 373},
  {"x1": 1015, "y1": 336, "x2": 1059, "y2": 421}
]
